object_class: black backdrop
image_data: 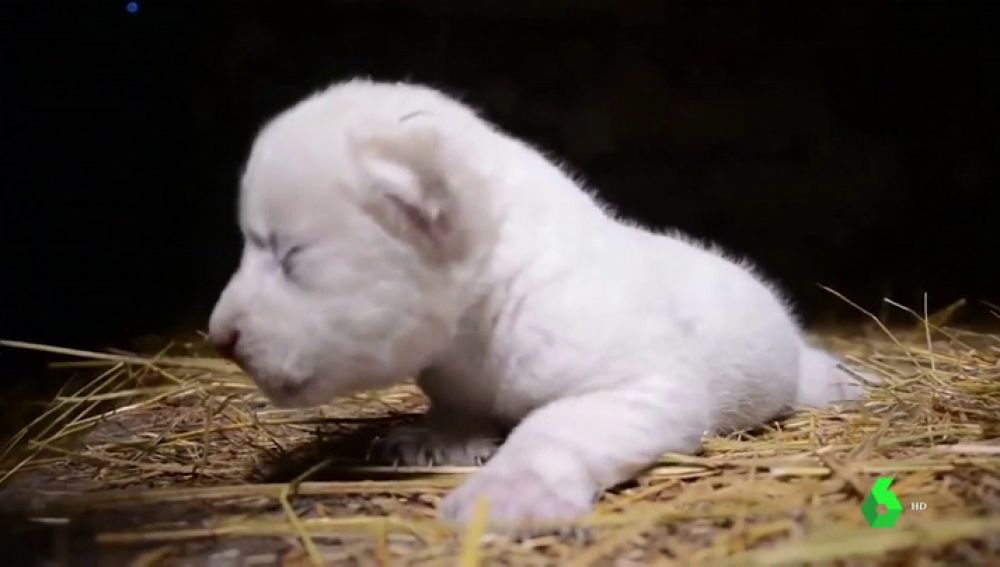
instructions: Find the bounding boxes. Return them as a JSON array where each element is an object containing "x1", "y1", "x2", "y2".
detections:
[{"x1": 3, "y1": 1, "x2": 999, "y2": 367}]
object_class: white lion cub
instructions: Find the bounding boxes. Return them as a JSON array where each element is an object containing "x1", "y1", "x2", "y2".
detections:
[{"x1": 208, "y1": 79, "x2": 863, "y2": 526}]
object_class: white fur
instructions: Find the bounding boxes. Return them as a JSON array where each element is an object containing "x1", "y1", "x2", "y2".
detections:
[{"x1": 208, "y1": 79, "x2": 865, "y2": 527}]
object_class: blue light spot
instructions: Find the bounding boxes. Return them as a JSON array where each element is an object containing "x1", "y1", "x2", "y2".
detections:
[{"x1": 126, "y1": 2, "x2": 139, "y2": 14}]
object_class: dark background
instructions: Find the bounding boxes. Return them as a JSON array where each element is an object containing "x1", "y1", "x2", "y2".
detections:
[{"x1": 2, "y1": 1, "x2": 998, "y2": 372}]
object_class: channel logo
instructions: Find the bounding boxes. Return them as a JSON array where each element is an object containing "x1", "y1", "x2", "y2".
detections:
[{"x1": 861, "y1": 476, "x2": 903, "y2": 528}]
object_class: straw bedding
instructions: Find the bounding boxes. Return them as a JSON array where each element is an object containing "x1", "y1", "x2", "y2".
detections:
[{"x1": 1, "y1": 299, "x2": 999, "y2": 566}]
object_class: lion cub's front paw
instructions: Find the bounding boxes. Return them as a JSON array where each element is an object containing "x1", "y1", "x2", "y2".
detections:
[
  {"x1": 369, "y1": 425, "x2": 500, "y2": 467},
  {"x1": 439, "y1": 456, "x2": 596, "y2": 526}
]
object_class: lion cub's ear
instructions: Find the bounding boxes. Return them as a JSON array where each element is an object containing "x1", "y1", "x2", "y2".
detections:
[{"x1": 348, "y1": 120, "x2": 466, "y2": 262}]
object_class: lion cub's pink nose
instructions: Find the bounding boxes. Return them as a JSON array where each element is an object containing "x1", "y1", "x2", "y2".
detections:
[{"x1": 211, "y1": 329, "x2": 241, "y2": 360}]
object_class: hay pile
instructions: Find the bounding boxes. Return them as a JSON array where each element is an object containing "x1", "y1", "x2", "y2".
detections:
[{"x1": 1, "y1": 300, "x2": 999, "y2": 565}]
